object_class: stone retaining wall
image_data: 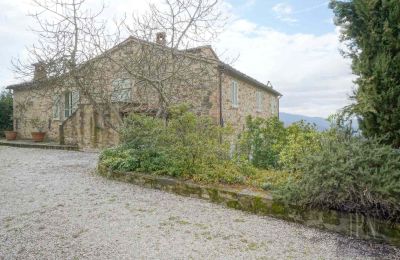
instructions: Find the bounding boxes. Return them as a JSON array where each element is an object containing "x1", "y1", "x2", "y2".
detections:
[
  {"x1": 98, "y1": 167, "x2": 400, "y2": 247},
  {"x1": 0, "y1": 139, "x2": 78, "y2": 151}
]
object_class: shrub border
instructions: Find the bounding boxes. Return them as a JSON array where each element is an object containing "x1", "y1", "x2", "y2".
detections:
[{"x1": 98, "y1": 165, "x2": 400, "y2": 247}]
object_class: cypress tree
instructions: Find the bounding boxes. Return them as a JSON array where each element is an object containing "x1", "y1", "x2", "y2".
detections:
[{"x1": 330, "y1": 0, "x2": 400, "y2": 147}]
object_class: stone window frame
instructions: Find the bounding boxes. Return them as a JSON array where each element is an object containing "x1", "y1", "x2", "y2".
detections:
[{"x1": 231, "y1": 80, "x2": 239, "y2": 108}]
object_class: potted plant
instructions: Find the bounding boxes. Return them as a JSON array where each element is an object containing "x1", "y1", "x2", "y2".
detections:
[
  {"x1": 30, "y1": 117, "x2": 47, "y2": 142},
  {"x1": 3, "y1": 114, "x2": 16, "y2": 140}
]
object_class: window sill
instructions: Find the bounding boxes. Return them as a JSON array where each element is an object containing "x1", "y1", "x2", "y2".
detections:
[{"x1": 231, "y1": 105, "x2": 239, "y2": 109}]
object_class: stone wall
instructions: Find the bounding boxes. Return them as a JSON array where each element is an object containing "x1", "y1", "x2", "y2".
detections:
[
  {"x1": 62, "y1": 104, "x2": 119, "y2": 148},
  {"x1": 221, "y1": 72, "x2": 279, "y2": 134},
  {"x1": 12, "y1": 88, "x2": 60, "y2": 142},
  {"x1": 98, "y1": 168, "x2": 400, "y2": 247},
  {"x1": 12, "y1": 86, "x2": 120, "y2": 148},
  {"x1": 11, "y1": 39, "x2": 281, "y2": 148},
  {"x1": 70, "y1": 42, "x2": 221, "y2": 148}
]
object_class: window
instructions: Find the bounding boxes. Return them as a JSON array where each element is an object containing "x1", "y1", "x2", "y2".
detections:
[
  {"x1": 64, "y1": 90, "x2": 79, "y2": 118},
  {"x1": 270, "y1": 98, "x2": 278, "y2": 115},
  {"x1": 111, "y1": 78, "x2": 132, "y2": 102},
  {"x1": 231, "y1": 80, "x2": 238, "y2": 107},
  {"x1": 64, "y1": 92, "x2": 72, "y2": 118},
  {"x1": 256, "y1": 91, "x2": 263, "y2": 111}
]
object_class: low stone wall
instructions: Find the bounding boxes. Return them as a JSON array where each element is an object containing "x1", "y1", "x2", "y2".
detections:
[
  {"x1": 98, "y1": 167, "x2": 400, "y2": 247},
  {"x1": 0, "y1": 139, "x2": 79, "y2": 151}
]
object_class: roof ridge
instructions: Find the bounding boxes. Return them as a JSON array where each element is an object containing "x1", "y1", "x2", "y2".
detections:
[{"x1": 186, "y1": 45, "x2": 212, "y2": 50}]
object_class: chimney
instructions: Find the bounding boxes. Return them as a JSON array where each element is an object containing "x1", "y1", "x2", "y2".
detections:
[
  {"x1": 156, "y1": 32, "x2": 166, "y2": 45},
  {"x1": 33, "y1": 62, "x2": 47, "y2": 81}
]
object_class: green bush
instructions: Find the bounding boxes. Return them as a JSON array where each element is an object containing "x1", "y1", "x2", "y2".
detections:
[
  {"x1": 161, "y1": 107, "x2": 232, "y2": 177},
  {"x1": 119, "y1": 113, "x2": 164, "y2": 150},
  {"x1": 239, "y1": 117, "x2": 321, "y2": 171},
  {"x1": 99, "y1": 147, "x2": 140, "y2": 172},
  {"x1": 191, "y1": 161, "x2": 247, "y2": 185},
  {"x1": 100, "y1": 107, "x2": 400, "y2": 222},
  {"x1": 278, "y1": 121, "x2": 322, "y2": 170},
  {"x1": 100, "y1": 105, "x2": 253, "y2": 183},
  {"x1": 275, "y1": 132, "x2": 400, "y2": 222},
  {"x1": 99, "y1": 108, "x2": 298, "y2": 190},
  {"x1": 116, "y1": 113, "x2": 170, "y2": 173},
  {"x1": 0, "y1": 91, "x2": 13, "y2": 136},
  {"x1": 238, "y1": 116, "x2": 286, "y2": 169},
  {"x1": 99, "y1": 146, "x2": 169, "y2": 174},
  {"x1": 245, "y1": 169, "x2": 298, "y2": 191}
]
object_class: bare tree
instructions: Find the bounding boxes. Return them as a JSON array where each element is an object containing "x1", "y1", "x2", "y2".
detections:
[
  {"x1": 12, "y1": 0, "x2": 122, "y2": 128},
  {"x1": 12, "y1": 0, "x2": 225, "y2": 134},
  {"x1": 110, "y1": 0, "x2": 225, "y2": 118}
]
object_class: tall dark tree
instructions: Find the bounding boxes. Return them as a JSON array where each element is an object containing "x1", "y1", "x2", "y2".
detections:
[
  {"x1": 330, "y1": 0, "x2": 400, "y2": 147},
  {"x1": 0, "y1": 90, "x2": 13, "y2": 134}
]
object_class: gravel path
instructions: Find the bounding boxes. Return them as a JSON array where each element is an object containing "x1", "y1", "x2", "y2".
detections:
[{"x1": 0, "y1": 146, "x2": 399, "y2": 259}]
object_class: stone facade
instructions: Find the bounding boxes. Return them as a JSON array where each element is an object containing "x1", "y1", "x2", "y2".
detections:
[
  {"x1": 12, "y1": 88, "x2": 60, "y2": 141},
  {"x1": 221, "y1": 72, "x2": 279, "y2": 133},
  {"x1": 61, "y1": 104, "x2": 120, "y2": 148},
  {"x1": 7, "y1": 37, "x2": 281, "y2": 149}
]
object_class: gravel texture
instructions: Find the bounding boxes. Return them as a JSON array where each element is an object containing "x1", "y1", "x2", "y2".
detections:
[{"x1": 0, "y1": 146, "x2": 399, "y2": 259}]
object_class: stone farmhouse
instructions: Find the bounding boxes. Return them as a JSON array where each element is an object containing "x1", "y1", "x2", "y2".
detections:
[{"x1": 6, "y1": 33, "x2": 282, "y2": 148}]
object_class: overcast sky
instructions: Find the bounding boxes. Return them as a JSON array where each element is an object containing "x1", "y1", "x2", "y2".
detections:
[{"x1": 0, "y1": 0, "x2": 355, "y2": 118}]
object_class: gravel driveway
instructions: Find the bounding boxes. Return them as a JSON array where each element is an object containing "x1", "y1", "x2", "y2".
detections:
[{"x1": 0, "y1": 146, "x2": 399, "y2": 259}]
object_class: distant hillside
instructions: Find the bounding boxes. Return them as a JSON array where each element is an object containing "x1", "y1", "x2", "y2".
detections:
[{"x1": 279, "y1": 112, "x2": 331, "y2": 131}]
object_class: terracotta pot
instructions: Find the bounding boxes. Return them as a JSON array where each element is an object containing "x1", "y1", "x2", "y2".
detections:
[
  {"x1": 31, "y1": 132, "x2": 46, "y2": 142},
  {"x1": 4, "y1": 131, "x2": 17, "y2": 141}
]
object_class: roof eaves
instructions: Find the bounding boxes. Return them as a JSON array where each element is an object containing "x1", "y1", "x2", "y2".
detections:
[
  {"x1": 218, "y1": 63, "x2": 282, "y2": 97},
  {"x1": 6, "y1": 81, "x2": 36, "y2": 90}
]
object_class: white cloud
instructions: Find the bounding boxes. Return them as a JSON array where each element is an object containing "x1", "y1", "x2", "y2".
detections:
[
  {"x1": 272, "y1": 3, "x2": 297, "y2": 23},
  {"x1": 243, "y1": 0, "x2": 256, "y2": 8},
  {"x1": 293, "y1": 1, "x2": 329, "y2": 14},
  {"x1": 216, "y1": 20, "x2": 355, "y2": 117},
  {"x1": 0, "y1": 0, "x2": 354, "y2": 117},
  {"x1": 0, "y1": 0, "x2": 37, "y2": 88},
  {"x1": 0, "y1": 0, "x2": 156, "y2": 89}
]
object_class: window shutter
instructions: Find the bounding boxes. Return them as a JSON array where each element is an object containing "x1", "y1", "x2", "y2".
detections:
[
  {"x1": 256, "y1": 91, "x2": 263, "y2": 111},
  {"x1": 235, "y1": 83, "x2": 238, "y2": 106},
  {"x1": 231, "y1": 81, "x2": 235, "y2": 105},
  {"x1": 231, "y1": 80, "x2": 238, "y2": 107},
  {"x1": 270, "y1": 99, "x2": 277, "y2": 115}
]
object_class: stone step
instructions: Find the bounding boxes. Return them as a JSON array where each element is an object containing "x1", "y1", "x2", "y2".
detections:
[{"x1": 0, "y1": 139, "x2": 79, "y2": 151}]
